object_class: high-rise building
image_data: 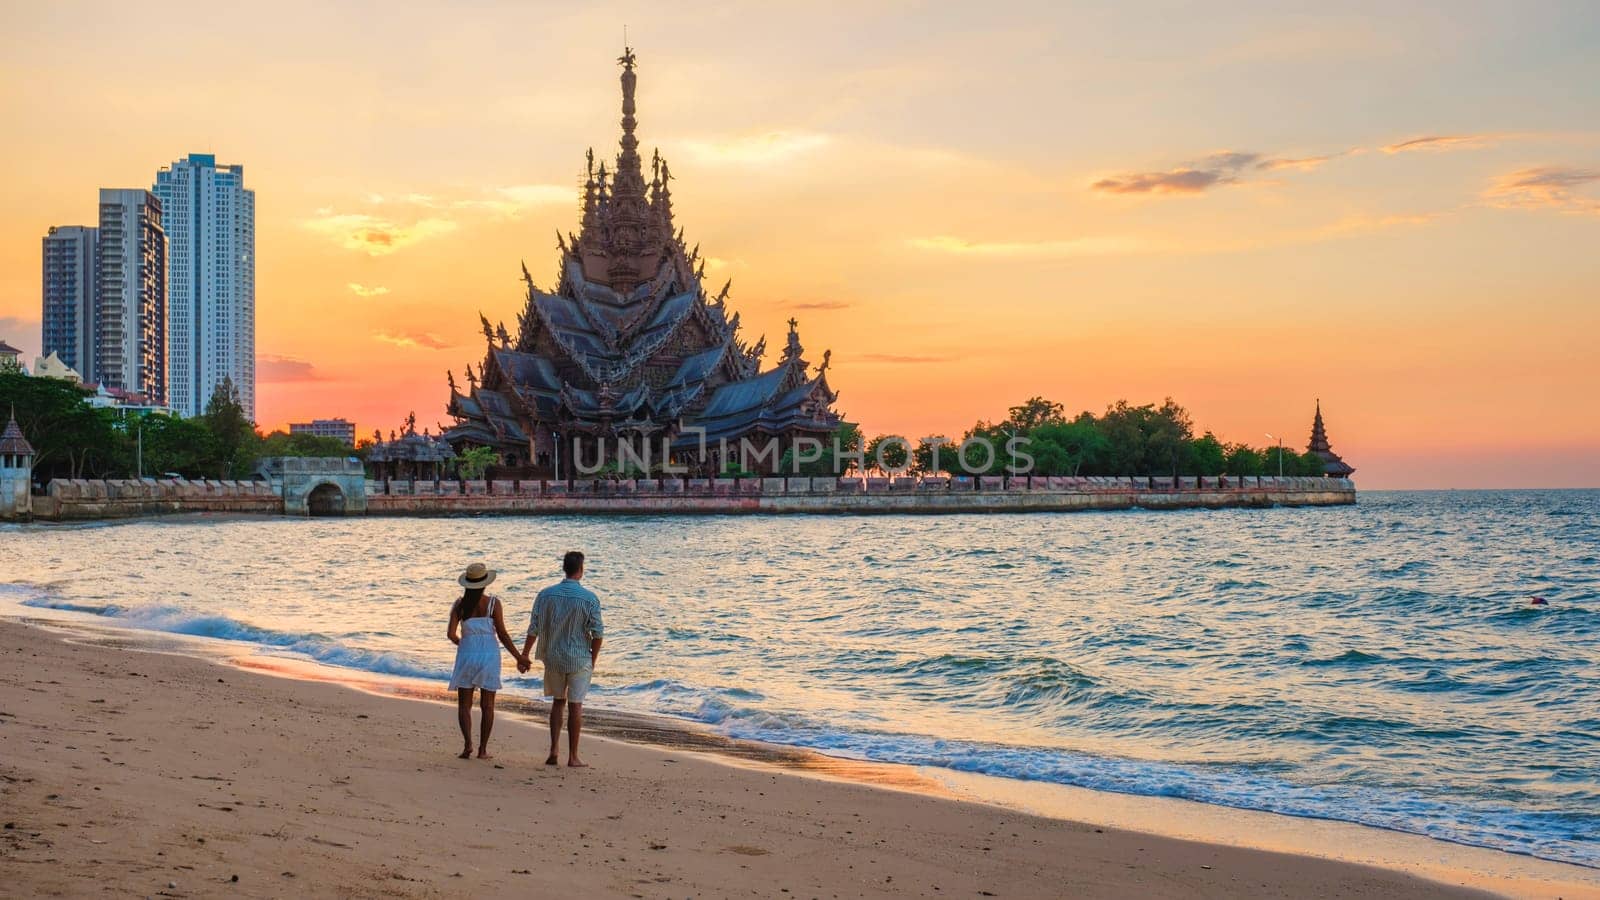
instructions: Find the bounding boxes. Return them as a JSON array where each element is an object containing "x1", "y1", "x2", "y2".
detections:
[
  {"x1": 153, "y1": 153, "x2": 255, "y2": 420},
  {"x1": 96, "y1": 189, "x2": 166, "y2": 404},
  {"x1": 41, "y1": 225, "x2": 99, "y2": 376},
  {"x1": 290, "y1": 418, "x2": 357, "y2": 447}
]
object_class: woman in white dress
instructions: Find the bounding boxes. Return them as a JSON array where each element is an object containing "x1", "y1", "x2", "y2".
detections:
[{"x1": 447, "y1": 562, "x2": 527, "y2": 759}]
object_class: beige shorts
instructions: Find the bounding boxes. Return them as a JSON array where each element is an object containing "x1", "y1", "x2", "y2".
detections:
[{"x1": 543, "y1": 666, "x2": 592, "y2": 703}]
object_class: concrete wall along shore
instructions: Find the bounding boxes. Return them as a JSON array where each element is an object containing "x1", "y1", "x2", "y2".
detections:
[
  {"x1": 363, "y1": 473, "x2": 1356, "y2": 516},
  {"x1": 35, "y1": 477, "x2": 281, "y2": 520},
  {"x1": 25, "y1": 472, "x2": 1356, "y2": 520}
]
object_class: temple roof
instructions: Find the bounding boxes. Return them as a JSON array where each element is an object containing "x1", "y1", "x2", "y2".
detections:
[
  {"x1": 1, "y1": 410, "x2": 33, "y2": 456},
  {"x1": 368, "y1": 417, "x2": 457, "y2": 463},
  {"x1": 1306, "y1": 400, "x2": 1355, "y2": 477}
]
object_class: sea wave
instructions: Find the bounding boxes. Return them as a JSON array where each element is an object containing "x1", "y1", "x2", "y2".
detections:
[
  {"x1": 601, "y1": 676, "x2": 1598, "y2": 867},
  {"x1": 16, "y1": 593, "x2": 446, "y2": 681}
]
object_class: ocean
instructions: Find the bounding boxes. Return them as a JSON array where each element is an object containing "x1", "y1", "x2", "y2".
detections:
[{"x1": 2, "y1": 490, "x2": 1596, "y2": 867}]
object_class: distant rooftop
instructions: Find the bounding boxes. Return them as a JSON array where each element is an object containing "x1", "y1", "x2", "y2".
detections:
[{"x1": 158, "y1": 152, "x2": 244, "y2": 176}]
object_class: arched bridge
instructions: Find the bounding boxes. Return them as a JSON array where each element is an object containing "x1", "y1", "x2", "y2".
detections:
[{"x1": 254, "y1": 456, "x2": 368, "y2": 516}]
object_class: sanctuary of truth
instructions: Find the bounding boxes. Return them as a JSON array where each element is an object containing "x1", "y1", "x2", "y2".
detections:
[{"x1": 443, "y1": 48, "x2": 842, "y2": 477}]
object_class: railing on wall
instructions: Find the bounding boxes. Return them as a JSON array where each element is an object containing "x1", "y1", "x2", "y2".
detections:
[{"x1": 364, "y1": 474, "x2": 1356, "y2": 498}]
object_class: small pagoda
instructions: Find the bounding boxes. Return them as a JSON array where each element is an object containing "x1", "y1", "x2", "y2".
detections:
[
  {"x1": 1, "y1": 408, "x2": 35, "y2": 520},
  {"x1": 444, "y1": 48, "x2": 842, "y2": 476},
  {"x1": 1307, "y1": 401, "x2": 1355, "y2": 478},
  {"x1": 368, "y1": 413, "x2": 457, "y2": 482}
]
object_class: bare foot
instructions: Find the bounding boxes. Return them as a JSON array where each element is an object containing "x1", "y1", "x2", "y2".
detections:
[
  {"x1": 477, "y1": 750, "x2": 493, "y2": 759},
  {"x1": 458, "y1": 748, "x2": 472, "y2": 759},
  {"x1": 567, "y1": 759, "x2": 590, "y2": 768},
  {"x1": 544, "y1": 754, "x2": 559, "y2": 766}
]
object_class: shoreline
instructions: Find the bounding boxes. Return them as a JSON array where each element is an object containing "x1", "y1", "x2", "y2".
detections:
[{"x1": 3, "y1": 614, "x2": 1595, "y2": 898}]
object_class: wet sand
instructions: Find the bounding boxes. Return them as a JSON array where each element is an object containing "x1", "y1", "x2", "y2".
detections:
[{"x1": 0, "y1": 618, "x2": 1579, "y2": 898}]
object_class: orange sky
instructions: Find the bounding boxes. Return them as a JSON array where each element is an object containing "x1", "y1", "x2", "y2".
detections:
[{"x1": 2, "y1": 2, "x2": 1597, "y2": 489}]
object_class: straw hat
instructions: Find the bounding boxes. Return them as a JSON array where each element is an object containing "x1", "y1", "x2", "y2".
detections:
[{"x1": 458, "y1": 562, "x2": 497, "y2": 588}]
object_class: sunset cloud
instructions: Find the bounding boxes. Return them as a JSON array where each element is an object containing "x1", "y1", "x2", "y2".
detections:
[
  {"x1": 1382, "y1": 134, "x2": 1498, "y2": 154},
  {"x1": 907, "y1": 234, "x2": 1148, "y2": 257},
  {"x1": 374, "y1": 330, "x2": 452, "y2": 350},
  {"x1": 1483, "y1": 166, "x2": 1600, "y2": 214},
  {"x1": 680, "y1": 131, "x2": 833, "y2": 166},
  {"x1": 303, "y1": 212, "x2": 458, "y2": 256},
  {"x1": 447, "y1": 184, "x2": 572, "y2": 216},
  {"x1": 304, "y1": 184, "x2": 568, "y2": 255},
  {"x1": 257, "y1": 354, "x2": 324, "y2": 382},
  {"x1": 1092, "y1": 150, "x2": 1345, "y2": 195},
  {"x1": 1256, "y1": 154, "x2": 1339, "y2": 172},
  {"x1": 1093, "y1": 135, "x2": 1509, "y2": 198},
  {"x1": 347, "y1": 283, "x2": 390, "y2": 298},
  {"x1": 791, "y1": 300, "x2": 852, "y2": 310}
]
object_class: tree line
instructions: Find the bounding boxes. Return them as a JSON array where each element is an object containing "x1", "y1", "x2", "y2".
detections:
[
  {"x1": 851, "y1": 396, "x2": 1328, "y2": 477},
  {"x1": 0, "y1": 370, "x2": 355, "y2": 484},
  {"x1": 755, "y1": 396, "x2": 1329, "y2": 478}
]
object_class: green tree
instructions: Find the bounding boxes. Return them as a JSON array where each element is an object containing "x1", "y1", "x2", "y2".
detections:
[
  {"x1": 778, "y1": 422, "x2": 863, "y2": 476},
  {"x1": 0, "y1": 371, "x2": 122, "y2": 479},
  {"x1": 455, "y1": 445, "x2": 499, "y2": 479},
  {"x1": 1005, "y1": 396, "x2": 1066, "y2": 432},
  {"x1": 1185, "y1": 431, "x2": 1227, "y2": 476},
  {"x1": 1298, "y1": 450, "x2": 1329, "y2": 477},
  {"x1": 1262, "y1": 444, "x2": 1298, "y2": 477},
  {"x1": 1030, "y1": 416, "x2": 1108, "y2": 476},
  {"x1": 865, "y1": 433, "x2": 910, "y2": 473},
  {"x1": 1223, "y1": 443, "x2": 1265, "y2": 476},
  {"x1": 718, "y1": 459, "x2": 757, "y2": 478},
  {"x1": 911, "y1": 435, "x2": 955, "y2": 474},
  {"x1": 946, "y1": 420, "x2": 1006, "y2": 475},
  {"x1": 1147, "y1": 398, "x2": 1194, "y2": 476},
  {"x1": 132, "y1": 413, "x2": 216, "y2": 478},
  {"x1": 258, "y1": 430, "x2": 353, "y2": 459},
  {"x1": 199, "y1": 376, "x2": 259, "y2": 478}
]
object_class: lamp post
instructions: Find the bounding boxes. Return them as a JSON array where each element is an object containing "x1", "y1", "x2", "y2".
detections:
[{"x1": 1264, "y1": 432, "x2": 1283, "y2": 477}]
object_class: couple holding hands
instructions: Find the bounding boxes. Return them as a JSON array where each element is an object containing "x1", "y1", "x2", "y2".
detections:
[{"x1": 447, "y1": 551, "x2": 604, "y2": 766}]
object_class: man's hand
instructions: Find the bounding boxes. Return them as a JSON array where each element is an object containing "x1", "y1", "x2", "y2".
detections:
[{"x1": 517, "y1": 655, "x2": 532, "y2": 674}]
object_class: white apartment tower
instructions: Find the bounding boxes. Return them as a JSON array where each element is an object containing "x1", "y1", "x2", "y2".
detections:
[{"x1": 153, "y1": 153, "x2": 256, "y2": 419}]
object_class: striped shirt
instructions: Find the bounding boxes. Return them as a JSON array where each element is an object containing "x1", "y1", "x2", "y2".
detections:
[{"x1": 527, "y1": 578, "x2": 604, "y2": 673}]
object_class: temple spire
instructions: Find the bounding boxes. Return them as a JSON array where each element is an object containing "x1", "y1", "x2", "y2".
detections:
[
  {"x1": 1305, "y1": 400, "x2": 1355, "y2": 478},
  {"x1": 1308, "y1": 398, "x2": 1330, "y2": 453},
  {"x1": 612, "y1": 45, "x2": 647, "y2": 209}
]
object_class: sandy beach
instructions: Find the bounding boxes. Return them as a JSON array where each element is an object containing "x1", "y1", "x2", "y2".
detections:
[{"x1": 0, "y1": 617, "x2": 1584, "y2": 899}]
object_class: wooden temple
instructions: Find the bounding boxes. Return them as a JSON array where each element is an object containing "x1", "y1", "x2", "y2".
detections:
[{"x1": 443, "y1": 48, "x2": 842, "y2": 477}]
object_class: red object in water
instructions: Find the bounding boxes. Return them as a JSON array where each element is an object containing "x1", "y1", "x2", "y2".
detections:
[{"x1": 1530, "y1": 596, "x2": 1548, "y2": 606}]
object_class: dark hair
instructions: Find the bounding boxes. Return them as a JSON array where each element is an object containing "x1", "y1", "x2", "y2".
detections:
[
  {"x1": 562, "y1": 551, "x2": 585, "y2": 577},
  {"x1": 453, "y1": 587, "x2": 485, "y2": 621}
]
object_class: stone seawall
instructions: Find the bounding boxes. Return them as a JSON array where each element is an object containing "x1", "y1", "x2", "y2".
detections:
[
  {"x1": 34, "y1": 478, "x2": 281, "y2": 521},
  {"x1": 28, "y1": 474, "x2": 1355, "y2": 520},
  {"x1": 363, "y1": 475, "x2": 1355, "y2": 516}
]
